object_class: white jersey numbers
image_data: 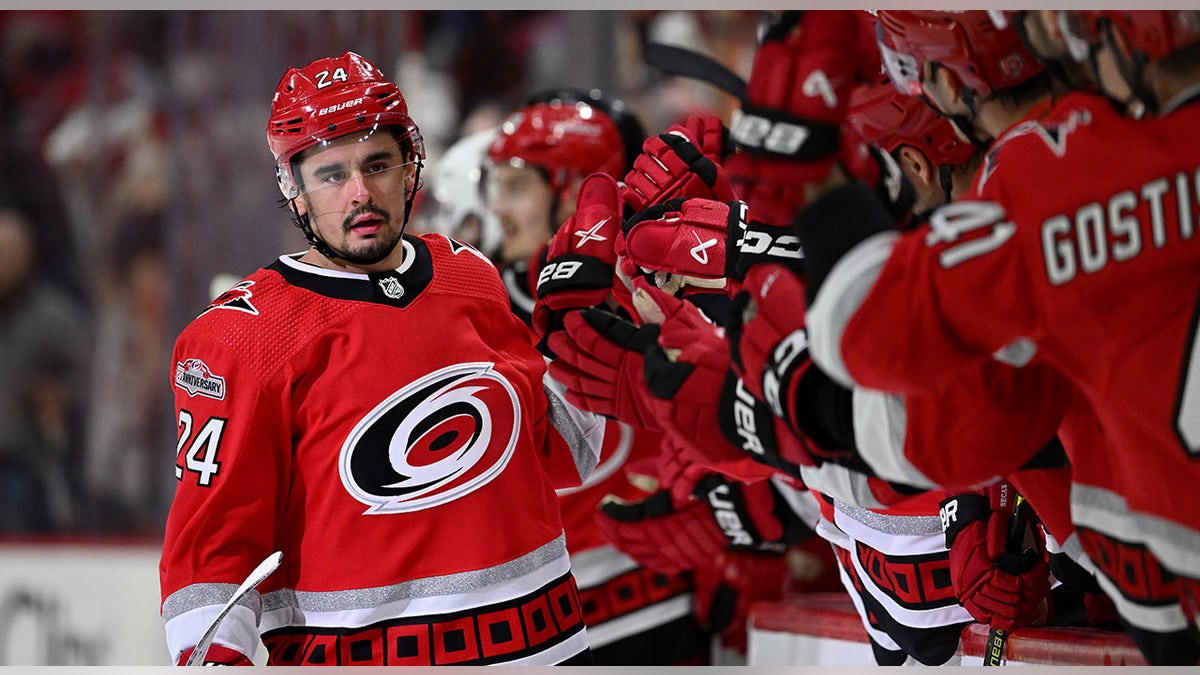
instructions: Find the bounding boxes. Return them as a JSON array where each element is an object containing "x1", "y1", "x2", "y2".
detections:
[
  {"x1": 925, "y1": 201, "x2": 1016, "y2": 269},
  {"x1": 176, "y1": 410, "x2": 227, "y2": 487},
  {"x1": 730, "y1": 109, "x2": 812, "y2": 156}
]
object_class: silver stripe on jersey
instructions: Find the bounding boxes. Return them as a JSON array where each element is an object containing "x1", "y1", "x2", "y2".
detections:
[
  {"x1": 1072, "y1": 483, "x2": 1200, "y2": 581},
  {"x1": 557, "y1": 422, "x2": 632, "y2": 496},
  {"x1": 806, "y1": 230, "x2": 898, "y2": 389},
  {"x1": 834, "y1": 499, "x2": 944, "y2": 539},
  {"x1": 259, "y1": 534, "x2": 570, "y2": 623},
  {"x1": 542, "y1": 371, "x2": 604, "y2": 484},
  {"x1": 162, "y1": 583, "x2": 261, "y2": 623}
]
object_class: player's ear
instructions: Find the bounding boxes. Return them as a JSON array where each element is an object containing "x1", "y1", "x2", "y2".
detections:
[
  {"x1": 897, "y1": 145, "x2": 936, "y2": 189},
  {"x1": 929, "y1": 63, "x2": 968, "y2": 111},
  {"x1": 404, "y1": 161, "x2": 419, "y2": 191}
]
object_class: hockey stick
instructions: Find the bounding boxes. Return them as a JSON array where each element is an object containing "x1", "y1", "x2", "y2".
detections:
[
  {"x1": 184, "y1": 551, "x2": 283, "y2": 666},
  {"x1": 642, "y1": 42, "x2": 747, "y2": 99},
  {"x1": 984, "y1": 494, "x2": 1028, "y2": 666}
]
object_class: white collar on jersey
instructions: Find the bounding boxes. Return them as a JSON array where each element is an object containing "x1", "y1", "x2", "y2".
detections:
[{"x1": 278, "y1": 238, "x2": 418, "y2": 279}]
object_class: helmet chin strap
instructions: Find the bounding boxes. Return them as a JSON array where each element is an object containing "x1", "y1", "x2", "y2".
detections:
[
  {"x1": 938, "y1": 163, "x2": 956, "y2": 204},
  {"x1": 288, "y1": 160, "x2": 424, "y2": 267}
]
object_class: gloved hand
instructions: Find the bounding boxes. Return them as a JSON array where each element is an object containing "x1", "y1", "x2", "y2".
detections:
[
  {"x1": 726, "y1": 265, "x2": 809, "y2": 406},
  {"x1": 546, "y1": 307, "x2": 661, "y2": 431},
  {"x1": 176, "y1": 644, "x2": 254, "y2": 666},
  {"x1": 941, "y1": 484, "x2": 1052, "y2": 631},
  {"x1": 692, "y1": 549, "x2": 790, "y2": 654},
  {"x1": 629, "y1": 278, "x2": 808, "y2": 477},
  {"x1": 533, "y1": 172, "x2": 629, "y2": 346},
  {"x1": 631, "y1": 279, "x2": 758, "y2": 471},
  {"x1": 725, "y1": 264, "x2": 859, "y2": 465},
  {"x1": 621, "y1": 197, "x2": 743, "y2": 283},
  {"x1": 729, "y1": 10, "x2": 882, "y2": 226},
  {"x1": 595, "y1": 448, "x2": 786, "y2": 574},
  {"x1": 622, "y1": 113, "x2": 738, "y2": 214}
]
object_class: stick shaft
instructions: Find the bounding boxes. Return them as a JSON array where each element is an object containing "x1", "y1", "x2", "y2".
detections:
[{"x1": 184, "y1": 551, "x2": 283, "y2": 666}]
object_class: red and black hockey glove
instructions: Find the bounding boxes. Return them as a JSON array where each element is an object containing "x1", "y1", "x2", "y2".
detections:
[
  {"x1": 596, "y1": 465, "x2": 781, "y2": 574},
  {"x1": 940, "y1": 484, "x2": 1052, "y2": 632},
  {"x1": 726, "y1": 265, "x2": 809, "y2": 405},
  {"x1": 596, "y1": 447, "x2": 794, "y2": 573},
  {"x1": 621, "y1": 197, "x2": 809, "y2": 288},
  {"x1": 725, "y1": 264, "x2": 857, "y2": 466},
  {"x1": 633, "y1": 281, "x2": 756, "y2": 469},
  {"x1": 546, "y1": 307, "x2": 661, "y2": 431},
  {"x1": 533, "y1": 172, "x2": 629, "y2": 348},
  {"x1": 621, "y1": 197, "x2": 742, "y2": 284},
  {"x1": 692, "y1": 549, "x2": 790, "y2": 654},
  {"x1": 627, "y1": 279, "x2": 801, "y2": 478},
  {"x1": 622, "y1": 113, "x2": 738, "y2": 215},
  {"x1": 729, "y1": 10, "x2": 881, "y2": 226},
  {"x1": 595, "y1": 487, "x2": 727, "y2": 575}
]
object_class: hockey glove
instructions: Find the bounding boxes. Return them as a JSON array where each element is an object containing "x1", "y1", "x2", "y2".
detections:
[
  {"x1": 692, "y1": 549, "x2": 790, "y2": 654},
  {"x1": 729, "y1": 10, "x2": 881, "y2": 226},
  {"x1": 622, "y1": 113, "x2": 738, "y2": 214},
  {"x1": 621, "y1": 197, "x2": 741, "y2": 283},
  {"x1": 546, "y1": 307, "x2": 661, "y2": 431},
  {"x1": 596, "y1": 449, "x2": 791, "y2": 574},
  {"x1": 633, "y1": 280, "x2": 757, "y2": 471},
  {"x1": 533, "y1": 172, "x2": 629, "y2": 345},
  {"x1": 941, "y1": 485, "x2": 1052, "y2": 631}
]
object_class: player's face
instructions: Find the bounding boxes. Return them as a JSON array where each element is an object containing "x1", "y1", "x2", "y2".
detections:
[
  {"x1": 486, "y1": 164, "x2": 556, "y2": 265},
  {"x1": 294, "y1": 130, "x2": 418, "y2": 270}
]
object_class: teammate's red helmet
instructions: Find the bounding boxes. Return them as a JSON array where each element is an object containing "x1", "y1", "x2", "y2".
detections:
[
  {"x1": 1071, "y1": 10, "x2": 1200, "y2": 60},
  {"x1": 487, "y1": 100, "x2": 625, "y2": 192},
  {"x1": 267, "y1": 51, "x2": 425, "y2": 200},
  {"x1": 848, "y1": 79, "x2": 976, "y2": 168},
  {"x1": 876, "y1": 10, "x2": 1043, "y2": 101}
]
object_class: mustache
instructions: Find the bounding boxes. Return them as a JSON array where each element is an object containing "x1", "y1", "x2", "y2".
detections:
[{"x1": 342, "y1": 204, "x2": 391, "y2": 231}]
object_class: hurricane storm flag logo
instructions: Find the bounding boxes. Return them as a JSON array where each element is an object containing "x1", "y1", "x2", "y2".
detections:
[
  {"x1": 340, "y1": 362, "x2": 520, "y2": 513},
  {"x1": 202, "y1": 280, "x2": 259, "y2": 316}
]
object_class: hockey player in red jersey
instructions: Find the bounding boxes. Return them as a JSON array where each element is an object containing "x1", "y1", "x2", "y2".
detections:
[
  {"x1": 793, "y1": 10, "x2": 1200, "y2": 664},
  {"x1": 539, "y1": 15, "x2": 1050, "y2": 663},
  {"x1": 484, "y1": 89, "x2": 717, "y2": 665},
  {"x1": 159, "y1": 51, "x2": 608, "y2": 666}
]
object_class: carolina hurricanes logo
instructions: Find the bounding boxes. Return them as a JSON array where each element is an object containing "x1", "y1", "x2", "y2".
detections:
[
  {"x1": 339, "y1": 362, "x2": 520, "y2": 514},
  {"x1": 201, "y1": 280, "x2": 259, "y2": 316}
]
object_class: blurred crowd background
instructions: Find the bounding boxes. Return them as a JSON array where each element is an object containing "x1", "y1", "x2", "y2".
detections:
[{"x1": 0, "y1": 10, "x2": 762, "y2": 539}]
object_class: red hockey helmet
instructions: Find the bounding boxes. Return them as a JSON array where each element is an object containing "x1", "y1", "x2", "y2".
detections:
[
  {"x1": 1069, "y1": 10, "x2": 1200, "y2": 61},
  {"x1": 487, "y1": 99, "x2": 625, "y2": 192},
  {"x1": 848, "y1": 79, "x2": 976, "y2": 168},
  {"x1": 267, "y1": 51, "x2": 425, "y2": 200},
  {"x1": 876, "y1": 10, "x2": 1043, "y2": 101}
]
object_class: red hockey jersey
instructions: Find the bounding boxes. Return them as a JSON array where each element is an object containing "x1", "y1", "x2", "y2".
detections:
[
  {"x1": 161, "y1": 234, "x2": 604, "y2": 665},
  {"x1": 808, "y1": 91, "x2": 1200, "y2": 637}
]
